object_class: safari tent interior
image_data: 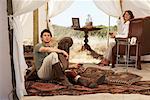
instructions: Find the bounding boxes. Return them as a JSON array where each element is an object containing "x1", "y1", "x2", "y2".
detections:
[{"x1": 0, "y1": 0, "x2": 150, "y2": 100}]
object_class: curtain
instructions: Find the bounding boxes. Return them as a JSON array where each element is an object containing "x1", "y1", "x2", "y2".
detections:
[
  {"x1": 48, "y1": 0, "x2": 74, "y2": 18},
  {"x1": 48, "y1": 0, "x2": 74, "y2": 34},
  {"x1": 93, "y1": 0, "x2": 122, "y2": 17},
  {"x1": 11, "y1": 0, "x2": 48, "y2": 99},
  {"x1": 12, "y1": 16, "x2": 29, "y2": 98},
  {"x1": 122, "y1": 0, "x2": 150, "y2": 18},
  {"x1": 13, "y1": 0, "x2": 48, "y2": 16}
]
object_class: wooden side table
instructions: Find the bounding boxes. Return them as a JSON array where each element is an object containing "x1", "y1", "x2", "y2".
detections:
[
  {"x1": 74, "y1": 27, "x2": 102, "y2": 50},
  {"x1": 74, "y1": 27, "x2": 103, "y2": 58}
]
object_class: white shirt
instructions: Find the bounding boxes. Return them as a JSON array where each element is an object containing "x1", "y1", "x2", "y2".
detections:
[{"x1": 116, "y1": 19, "x2": 130, "y2": 38}]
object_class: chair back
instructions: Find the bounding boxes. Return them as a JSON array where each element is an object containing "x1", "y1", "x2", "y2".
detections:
[
  {"x1": 128, "y1": 18, "x2": 143, "y2": 41},
  {"x1": 128, "y1": 17, "x2": 150, "y2": 55},
  {"x1": 141, "y1": 16, "x2": 150, "y2": 55}
]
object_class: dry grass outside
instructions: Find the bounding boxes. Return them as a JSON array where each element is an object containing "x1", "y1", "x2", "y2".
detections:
[{"x1": 69, "y1": 36, "x2": 107, "y2": 64}]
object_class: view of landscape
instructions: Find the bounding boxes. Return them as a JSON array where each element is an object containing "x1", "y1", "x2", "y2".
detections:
[
  {"x1": 23, "y1": 24, "x2": 117, "y2": 64},
  {"x1": 52, "y1": 25, "x2": 117, "y2": 64}
]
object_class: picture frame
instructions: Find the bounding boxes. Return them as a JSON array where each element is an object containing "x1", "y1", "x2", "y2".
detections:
[{"x1": 72, "y1": 18, "x2": 80, "y2": 29}]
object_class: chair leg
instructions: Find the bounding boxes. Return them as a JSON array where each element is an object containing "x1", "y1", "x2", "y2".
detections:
[
  {"x1": 111, "y1": 49, "x2": 116, "y2": 68},
  {"x1": 136, "y1": 44, "x2": 141, "y2": 70},
  {"x1": 137, "y1": 56, "x2": 141, "y2": 70}
]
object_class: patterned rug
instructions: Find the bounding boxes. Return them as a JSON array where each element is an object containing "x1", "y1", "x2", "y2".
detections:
[{"x1": 25, "y1": 67, "x2": 150, "y2": 96}]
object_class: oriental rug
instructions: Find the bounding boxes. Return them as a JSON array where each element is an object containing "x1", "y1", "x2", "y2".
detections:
[{"x1": 25, "y1": 67, "x2": 150, "y2": 96}]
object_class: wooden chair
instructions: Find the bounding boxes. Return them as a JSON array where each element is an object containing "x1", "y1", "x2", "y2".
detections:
[{"x1": 112, "y1": 17, "x2": 150, "y2": 70}]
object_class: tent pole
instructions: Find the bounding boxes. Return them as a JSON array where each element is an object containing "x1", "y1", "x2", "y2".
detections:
[
  {"x1": 7, "y1": 0, "x2": 19, "y2": 99},
  {"x1": 120, "y1": 0, "x2": 123, "y2": 13},
  {"x1": 46, "y1": 2, "x2": 49, "y2": 29},
  {"x1": 107, "y1": 15, "x2": 110, "y2": 47},
  {"x1": 33, "y1": 9, "x2": 39, "y2": 46}
]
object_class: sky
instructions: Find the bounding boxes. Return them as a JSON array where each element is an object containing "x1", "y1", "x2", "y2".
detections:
[{"x1": 51, "y1": 0, "x2": 118, "y2": 27}]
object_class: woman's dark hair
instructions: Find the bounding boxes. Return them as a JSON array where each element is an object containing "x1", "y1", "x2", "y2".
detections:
[
  {"x1": 123, "y1": 10, "x2": 134, "y2": 19},
  {"x1": 40, "y1": 29, "x2": 52, "y2": 38}
]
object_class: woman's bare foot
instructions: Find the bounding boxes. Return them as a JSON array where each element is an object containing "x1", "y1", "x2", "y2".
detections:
[{"x1": 97, "y1": 59, "x2": 110, "y2": 66}]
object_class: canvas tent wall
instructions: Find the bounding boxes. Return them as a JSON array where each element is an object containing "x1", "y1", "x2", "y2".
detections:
[{"x1": 0, "y1": 0, "x2": 13, "y2": 100}]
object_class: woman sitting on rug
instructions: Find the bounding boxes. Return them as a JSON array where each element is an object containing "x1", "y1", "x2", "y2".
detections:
[{"x1": 98, "y1": 10, "x2": 134, "y2": 66}]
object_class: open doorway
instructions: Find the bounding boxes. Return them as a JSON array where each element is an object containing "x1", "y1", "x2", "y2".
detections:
[{"x1": 23, "y1": 0, "x2": 117, "y2": 66}]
